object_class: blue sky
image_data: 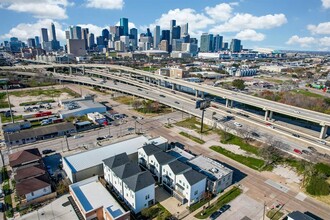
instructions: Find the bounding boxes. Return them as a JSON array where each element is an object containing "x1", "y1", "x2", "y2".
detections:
[{"x1": 0, "y1": 0, "x2": 330, "y2": 51}]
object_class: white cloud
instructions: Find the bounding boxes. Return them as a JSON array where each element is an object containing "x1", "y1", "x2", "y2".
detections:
[
  {"x1": 319, "y1": 37, "x2": 330, "y2": 46},
  {"x1": 321, "y1": 0, "x2": 330, "y2": 8},
  {"x1": 235, "y1": 29, "x2": 265, "y2": 41},
  {"x1": 146, "y1": 8, "x2": 214, "y2": 37},
  {"x1": 307, "y1": 22, "x2": 330, "y2": 35},
  {"x1": 205, "y1": 3, "x2": 235, "y2": 21},
  {"x1": 85, "y1": 0, "x2": 124, "y2": 10},
  {"x1": 210, "y1": 13, "x2": 287, "y2": 33},
  {"x1": 286, "y1": 35, "x2": 315, "y2": 48},
  {"x1": 0, "y1": 0, "x2": 71, "y2": 19},
  {"x1": 0, "y1": 19, "x2": 66, "y2": 41}
]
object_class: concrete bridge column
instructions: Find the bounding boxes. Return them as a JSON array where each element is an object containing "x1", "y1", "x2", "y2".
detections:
[
  {"x1": 320, "y1": 125, "x2": 328, "y2": 139},
  {"x1": 230, "y1": 100, "x2": 234, "y2": 108},
  {"x1": 264, "y1": 110, "x2": 269, "y2": 121},
  {"x1": 158, "y1": 80, "x2": 161, "y2": 86},
  {"x1": 269, "y1": 111, "x2": 273, "y2": 120},
  {"x1": 69, "y1": 67, "x2": 72, "y2": 75},
  {"x1": 172, "y1": 83, "x2": 176, "y2": 90},
  {"x1": 225, "y1": 99, "x2": 229, "y2": 108},
  {"x1": 143, "y1": 76, "x2": 146, "y2": 82},
  {"x1": 82, "y1": 66, "x2": 85, "y2": 75},
  {"x1": 195, "y1": 90, "x2": 198, "y2": 97},
  {"x1": 53, "y1": 67, "x2": 56, "y2": 74},
  {"x1": 201, "y1": 92, "x2": 204, "y2": 99}
]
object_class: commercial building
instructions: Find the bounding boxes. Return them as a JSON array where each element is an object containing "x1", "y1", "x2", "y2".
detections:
[
  {"x1": 63, "y1": 135, "x2": 168, "y2": 183},
  {"x1": 287, "y1": 211, "x2": 315, "y2": 220},
  {"x1": 69, "y1": 176, "x2": 130, "y2": 220},
  {"x1": 187, "y1": 155, "x2": 233, "y2": 194},
  {"x1": 87, "y1": 112, "x2": 107, "y2": 125},
  {"x1": 230, "y1": 39, "x2": 241, "y2": 53},
  {"x1": 153, "y1": 26, "x2": 160, "y2": 49},
  {"x1": 67, "y1": 39, "x2": 87, "y2": 57},
  {"x1": 5, "y1": 122, "x2": 76, "y2": 146},
  {"x1": 200, "y1": 33, "x2": 213, "y2": 52},
  {"x1": 120, "y1": 18, "x2": 129, "y2": 36},
  {"x1": 59, "y1": 97, "x2": 106, "y2": 119}
]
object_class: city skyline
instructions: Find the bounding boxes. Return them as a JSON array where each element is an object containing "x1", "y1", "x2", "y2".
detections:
[{"x1": 0, "y1": 0, "x2": 330, "y2": 51}]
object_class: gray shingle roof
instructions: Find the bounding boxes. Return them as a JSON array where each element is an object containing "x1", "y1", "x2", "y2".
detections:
[
  {"x1": 153, "y1": 151, "x2": 176, "y2": 165},
  {"x1": 141, "y1": 144, "x2": 162, "y2": 156},
  {"x1": 103, "y1": 153, "x2": 129, "y2": 169},
  {"x1": 112, "y1": 162, "x2": 141, "y2": 179},
  {"x1": 182, "y1": 169, "x2": 206, "y2": 185},
  {"x1": 123, "y1": 171, "x2": 155, "y2": 192},
  {"x1": 168, "y1": 160, "x2": 191, "y2": 174}
]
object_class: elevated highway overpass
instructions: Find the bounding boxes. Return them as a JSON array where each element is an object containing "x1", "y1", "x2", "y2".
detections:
[{"x1": 1, "y1": 63, "x2": 330, "y2": 139}]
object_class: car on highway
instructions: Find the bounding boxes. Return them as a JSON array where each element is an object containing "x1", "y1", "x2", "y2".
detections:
[
  {"x1": 252, "y1": 132, "x2": 260, "y2": 137},
  {"x1": 307, "y1": 146, "x2": 317, "y2": 152},
  {"x1": 74, "y1": 135, "x2": 83, "y2": 139},
  {"x1": 219, "y1": 204, "x2": 231, "y2": 213},
  {"x1": 175, "y1": 101, "x2": 180, "y2": 104},
  {"x1": 265, "y1": 123, "x2": 272, "y2": 126},
  {"x1": 293, "y1": 110, "x2": 300, "y2": 113},
  {"x1": 160, "y1": 94, "x2": 166, "y2": 98},
  {"x1": 226, "y1": 110, "x2": 232, "y2": 114},
  {"x1": 42, "y1": 149, "x2": 55, "y2": 155},
  {"x1": 96, "y1": 137, "x2": 105, "y2": 141},
  {"x1": 209, "y1": 211, "x2": 221, "y2": 220},
  {"x1": 317, "y1": 140, "x2": 326, "y2": 145},
  {"x1": 171, "y1": 91, "x2": 176, "y2": 94},
  {"x1": 137, "y1": 88, "x2": 143, "y2": 91},
  {"x1": 132, "y1": 115, "x2": 138, "y2": 119},
  {"x1": 294, "y1": 149, "x2": 302, "y2": 154},
  {"x1": 234, "y1": 122, "x2": 242, "y2": 127},
  {"x1": 211, "y1": 105, "x2": 218, "y2": 108},
  {"x1": 302, "y1": 150, "x2": 311, "y2": 155},
  {"x1": 292, "y1": 133, "x2": 300, "y2": 138}
]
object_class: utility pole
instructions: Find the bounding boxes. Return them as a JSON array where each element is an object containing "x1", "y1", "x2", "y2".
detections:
[
  {"x1": 263, "y1": 201, "x2": 266, "y2": 220},
  {"x1": 65, "y1": 135, "x2": 70, "y2": 151},
  {"x1": 5, "y1": 84, "x2": 14, "y2": 123}
]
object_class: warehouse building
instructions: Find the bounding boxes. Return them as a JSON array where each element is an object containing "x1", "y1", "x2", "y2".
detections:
[{"x1": 63, "y1": 135, "x2": 168, "y2": 183}]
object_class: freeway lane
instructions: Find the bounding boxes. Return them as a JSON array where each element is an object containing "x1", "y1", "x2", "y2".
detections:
[{"x1": 2, "y1": 64, "x2": 330, "y2": 126}]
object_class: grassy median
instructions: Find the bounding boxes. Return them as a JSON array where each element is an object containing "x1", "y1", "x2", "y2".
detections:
[{"x1": 180, "y1": 131, "x2": 205, "y2": 144}]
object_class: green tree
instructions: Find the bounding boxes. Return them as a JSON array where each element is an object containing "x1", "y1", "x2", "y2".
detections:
[{"x1": 232, "y1": 79, "x2": 245, "y2": 90}]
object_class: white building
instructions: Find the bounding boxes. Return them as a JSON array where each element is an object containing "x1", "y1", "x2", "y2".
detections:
[
  {"x1": 137, "y1": 144, "x2": 162, "y2": 169},
  {"x1": 59, "y1": 98, "x2": 106, "y2": 119},
  {"x1": 87, "y1": 112, "x2": 107, "y2": 125},
  {"x1": 16, "y1": 175, "x2": 52, "y2": 202},
  {"x1": 63, "y1": 135, "x2": 168, "y2": 183},
  {"x1": 187, "y1": 155, "x2": 233, "y2": 194},
  {"x1": 162, "y1": 160, "x2": 191, "y2": 190},
  {"x1": 147, "y1": 151, "x2": 176, "y2": 182},
  {"x1": 103, "y1": 153, "x2": 155, "y2": 213},
  {"x1": 69, "y1": 176, "x2": 130, "y2": 220},
  {"x1": 175, "y1": 170, "x2": 207, "y2": 206}
]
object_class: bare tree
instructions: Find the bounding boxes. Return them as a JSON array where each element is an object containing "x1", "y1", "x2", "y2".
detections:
[{"x1": 259, "y1": 145, "x2": 283, "y2": 165}]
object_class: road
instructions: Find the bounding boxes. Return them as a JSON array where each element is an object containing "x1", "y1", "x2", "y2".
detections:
[{"x1": 1, "y1": 64, "x2": 330, "y2": 126}]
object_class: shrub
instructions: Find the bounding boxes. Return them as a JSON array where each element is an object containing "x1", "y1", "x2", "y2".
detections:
[{"x1": 306, "y1": 177, "x2": 330, "y2": 196}]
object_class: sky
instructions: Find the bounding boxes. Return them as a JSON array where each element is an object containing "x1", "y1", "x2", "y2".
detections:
[{"x1": 0, "y1": 0, "x2": 330, "y2": 51}]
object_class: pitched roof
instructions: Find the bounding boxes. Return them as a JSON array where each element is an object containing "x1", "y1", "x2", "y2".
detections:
[
  {"x1": 141, "y1": 144, "x2": 162, "y2": 156},
  {"x1": 153, "y1": 151, "x2": 176, "y2": 165},
  {"x1": 16, "y1": 174, "x2": 51, "y2": 196},
  {"x1": 182, "y1": 169, "x2": 206, "y2": 185},
  {"x1": 123, "y1": 171, "x2": 155, "y2": 192},
  {"x1": 9, "y1": 148, "x2": 41, "y2": 167},
  {"x1": 103, "y1": 153, "x2": 129, "y2": 169},
  {"x1": 15, "y1": 164, "x2": 45, "y2": 182},
  {"x1": 112, "y1": 162, "x2": 141, "y2": 179},
  {"x1": 167, "y1": 160, "x2": 191, "y2": 175},
  {"x1": 287, "y1": 211, "x2": 315, "y2": 220}
]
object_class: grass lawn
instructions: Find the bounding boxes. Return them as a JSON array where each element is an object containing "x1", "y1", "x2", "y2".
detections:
[
  {"x1": 1, "y1": 114, "x2": 23, "y2": 123},
  {"x1": 19, "y1": 99, "x2": 55, "y2": 106},
  {"x1": 180, "y1": 132, "x2": 205, "y2": 144},
  {"x1": 0, "y1": 92, "x2": 13, "y2": 108},
  {"x1": 9, "y1": 87, "x2": 80, "y2": 98},
  {"x1": 292, "y1": 89, "x2": 324, "y2": 98},
  {"x1": 113, "y1": 95, "x2": 135, "y2": 105},
  {"x1": 175, "y1": 117, "x2": 211, "y2": 134},
  {"x1": 141, "y1": 203, "x2": 171, "y2": 220},
  {"x1": 210, "y1": 146, "x2": 269, "y2": 171},
  {"x1": 216, "y1": 130, "x2": 259, "y2": 155},
  {"x1": 195, "y1": 187, "x2": 242, "y2": 219},
  {"x1": 266, "y1": 209, "x2": 284, "y2": 220}
]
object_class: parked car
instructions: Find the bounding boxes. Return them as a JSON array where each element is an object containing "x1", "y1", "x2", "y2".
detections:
[
  {"x1": 234, "y1": 122, "x2": 242, "y2": 127},
  {"x1": 42, "y1": 149, "x2": 55, "y2": 155},
  {"x1": 294, "y1": 149, "x2": 302, "y2": 154},
  {"x1": 302, "y1": 150, "x2": 311, "y2": 155},
  {"x1": 210, "y1": 211, "x2": 221, "y2": 220},
  {"x1": 219, "y1": 204, "x2": 231, "y2": 213},
  {"x1": 307, "y1": 146, "x2": 317, "y2": 152}
]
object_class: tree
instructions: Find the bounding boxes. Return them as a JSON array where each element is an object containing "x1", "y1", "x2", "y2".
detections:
[
  {"x1": 232, "y1": 79, "x2": 245, "y2": 90},
  {"x1": 132, "y1": 100, "x2": 142, "y2": 110},
  {"x1": 259, "y1": 145, "x2": 283, "y2": 165}
]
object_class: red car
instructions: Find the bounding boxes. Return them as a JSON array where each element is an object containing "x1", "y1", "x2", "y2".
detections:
[
  {"x1": 294, "y1": 149, "x2": 302, "y2": 154},
  {"x1": 211, "y1": 105, "x2": 218, "y2": 108},
  {"x1": 265, "y1": 123, "x2": 272, "y2": 126}
]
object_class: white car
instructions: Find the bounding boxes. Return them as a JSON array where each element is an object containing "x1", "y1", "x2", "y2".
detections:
[
  {"x1": 74, "y1": 135, "x2": 83, "y2": 139},
  {"x1": 293, "y1": 110, "x2": 300, "y2": 113},
  {"x1": 317, "y1": 140, "x2": 326, "y2": 145},
  {"x1": 234, "y1": 122, "x2": 242, "y2": 127}
]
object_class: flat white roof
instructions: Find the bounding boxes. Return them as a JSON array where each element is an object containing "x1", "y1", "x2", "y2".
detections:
[
  {"x1": 188, "y1": 155, "x2": 233, "y2": 181},
  {"x1": 64, "y1": 135, "x2": 166, "y2": 172},
  {"x1": 70, "y1": 176, "x2": 127, "y2": 218}
]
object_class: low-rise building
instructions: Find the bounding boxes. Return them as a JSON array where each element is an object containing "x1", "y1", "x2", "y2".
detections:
[
  {"x1": 137, "y1": 144, "x2": 162, "y2": 168},
  {"x1": 9, "y1": 148, "x2": 41, "y2": 168},
  {"x1": 162, "y1": 160, "x2": 192, "y2": 190},
  {"x1": 69, "y1": 176, "x2": 130, "y2": 220},
  {"x1": 59, "y1": 98, "x2": 106, "y2": 119},
  {"x1": 87, "y1": 112, "x2": 107, "y2": 125},
  {"x1": 287, "y1": 211, "x2": 315, "y2": 220},
  {"x1": 187, "y1": 155, "x2": 233, "y2": 194},
  {"x1": 147, "y1": 151, "x2": 176, "y2": 182}
]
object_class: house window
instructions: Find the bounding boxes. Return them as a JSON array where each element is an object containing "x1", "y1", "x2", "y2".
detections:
[
  {"x1": 151, "y1": 160, "x2": 153, "y2": 163},
  {"x1": 132, "y1": 203, "x2": 134, "y2": 207},
  {"x1": 145, "y1": 194, "x2": 150, "y2": 200},
  {"x1": 43, "y1": 188, "x2": 47, "y2": 192},
  {"x1": 194, "y1": 190, "x2": 198, "y2": 195},
  {"x1": 186, "y1": 185, "x2": 189, "y2": 189},
  {"x1": 163, "y1": 169, "x2": 165, "y2": 172},
  {"x1": 169, "y1": 173, "x2": 172, "y2": 176},
  {"x1": 156, "y1": 164, "x2": 158, "y2": 167},
  {"x1": 183, "y1": 183, "x2": 185, "y2": 187},
  {"x1": 31, "y1": 192, "x2": 34, "y2": 196},
  {"x1": 179, "y1": 180, "x2": 182, "y2": 183}
]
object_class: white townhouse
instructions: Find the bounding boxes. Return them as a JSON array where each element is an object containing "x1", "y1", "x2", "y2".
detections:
[
  {"x1": 162, "y1": 160, "x2": 191, "y2": 190},
  {"x1": 137, "y1": 144, "x2": 162, "y2": 169},
  {"x1": 175, "y1": 170, "x2": 207, "y2": 206},
  {"x1": 148, "y1": 151, "x2": 177, "y2": 182},
  {"x1": 122, "y1": 171, "x2": 155, "y2": 213},
  {"x1": 103, "y1": 153, "x2": 130, "y2": 185}
]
